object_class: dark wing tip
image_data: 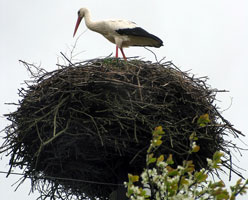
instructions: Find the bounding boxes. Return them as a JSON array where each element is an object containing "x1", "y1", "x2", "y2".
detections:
[{"x1": 155, "y1": 37, "x2": 163, "y2": 47}]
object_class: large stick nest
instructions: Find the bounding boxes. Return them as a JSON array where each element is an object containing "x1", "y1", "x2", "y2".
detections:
[{"x1": 1, "y1": 58, "x2": 243, "y2": 199}]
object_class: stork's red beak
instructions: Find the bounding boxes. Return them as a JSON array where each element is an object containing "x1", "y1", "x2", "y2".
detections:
[{"x1": 73, "y1": 16, "x2": 82, "y2": 37}]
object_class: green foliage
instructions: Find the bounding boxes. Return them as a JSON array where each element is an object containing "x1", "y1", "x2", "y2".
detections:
[
  {"x1": 197, "y1": 113, "x2": 211, "y2": 127},
  {"x1": 125, "y1": 122, "x2": 248, "y2": 200}
]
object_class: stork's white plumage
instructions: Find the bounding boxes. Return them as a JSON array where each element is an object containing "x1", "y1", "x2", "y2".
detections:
[{"x1": 73, "y1": 8, "x2": 163, "y2": 60}]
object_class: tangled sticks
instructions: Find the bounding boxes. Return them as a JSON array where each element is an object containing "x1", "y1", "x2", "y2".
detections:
[{"x1": 2, "y1": 58, "x2": 243, "y2": 199}]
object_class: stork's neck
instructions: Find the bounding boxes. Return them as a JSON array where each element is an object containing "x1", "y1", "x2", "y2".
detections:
[{"x1": 83, "y1": 9, "x2": 100, "y2": 33}]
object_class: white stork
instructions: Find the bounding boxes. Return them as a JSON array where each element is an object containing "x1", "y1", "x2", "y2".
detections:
[{"x1": 73, "y1": 8, "x2": 163, "y2": 60}]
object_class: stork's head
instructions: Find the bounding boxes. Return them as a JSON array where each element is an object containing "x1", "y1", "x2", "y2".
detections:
[{"x1": 73, "y1": 8, "x2": 88, "y2": 37}]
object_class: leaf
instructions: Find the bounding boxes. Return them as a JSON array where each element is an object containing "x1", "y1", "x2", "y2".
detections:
[
  {"x1": 166, "y1": 166, "x2": 174, "y2": 172},
  {"x1": 195, "y1": 171, "x2": 208, "y2": 182},
  {"x1": 148, "y1": 153, "x2": 154, "y2": 159},
  {"x1": 210, "y1": 181, "x2": 225, "y2": 189},
  {"x1": 127, "y1": 188, "x2": 134, "y2": 197},
  {"x1": 192, "y1": 145, "x2": 200, "y2": 152},
  {"x1": 132, "y1": 175, "x2": 139, "y2": 182},
  {"x1": 184, "y1": 160, "x2": 195, "y2": 173},
  {"x1": 213, "y1": 189, "x2": 229, "y2": 200},
  {"x1": 212, "y1": 151, "x2": 224, "y2": 168},
  {"x1": 166, "y1": 154, "x2": 174, "y2": 165},
  {"x1": 180, "y1": 177, "x2": 189, "y2": 185},
  {"x1": 167, "y1": 168, "x2": 179, "y2": 176},
  {"x1": 157, "y1": 155, "x2": 164, "y2": 163},
  {"x1": 213, "y1": 151, "x2": 224, "y2": 161},
  {"x1": 189, "y1": 131, "x2": 196, "y2": 140},
  {"x1": 155, "y1": 126, "x2": 163, "y2": 132},
  {"x1": 153, "y1": 126, "x2": 165, "y2": 136},
  {"x1": 197, "y1": 114, "x2": 210, "y2": 127},
  {"x1": 140, "y1": 188, "x2": 148, "y2": 196},
  {"x1": 189, "y1": 132, "x2": 198, "y2": 141},
  {"x1": 128, "y1": 174, "x2": 139, "y2": 183},
  {"x1": 236, "y1": 178, "x2": 242, "y2": 186},
  {"x1": 148, "y1": 154, "x2": 157, "y2": 165},
  {"x1": 148, "y1": 157, "x2": 157, "y2": 165},
  {"x1": 153, "y1": 139, "x2": 162, "y2": 146}
]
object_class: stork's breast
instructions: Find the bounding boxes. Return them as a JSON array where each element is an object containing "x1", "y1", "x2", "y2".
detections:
[{"x1": 103, "y1": 34, "x2": 115, "y2": 44}]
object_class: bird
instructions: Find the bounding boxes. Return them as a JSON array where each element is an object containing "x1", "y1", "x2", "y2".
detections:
[{"x1": 73, "y1": 8, "x2": 163, "y2": 60}]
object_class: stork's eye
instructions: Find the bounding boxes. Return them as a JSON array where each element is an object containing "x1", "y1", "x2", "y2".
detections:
[{"x1": 77, "y1": 10, "x2": 80, "y2": 15}]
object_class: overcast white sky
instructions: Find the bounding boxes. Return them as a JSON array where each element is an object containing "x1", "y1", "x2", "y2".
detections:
[{"x1": 1, "y1": 0, "x2": 248, "y2": 199}]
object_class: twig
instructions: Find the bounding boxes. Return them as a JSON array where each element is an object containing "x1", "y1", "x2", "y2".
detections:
[
  {"x1": 60, "y1": 52, "x2": 75, "y2": 67},
  {"x1": 144, "y1": 47, "x2": 158, "y2": 63}
]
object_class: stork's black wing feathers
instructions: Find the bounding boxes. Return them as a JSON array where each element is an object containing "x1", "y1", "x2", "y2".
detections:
[{"x1": 116, "y1": 27, "x2": 163, "y2": 47}]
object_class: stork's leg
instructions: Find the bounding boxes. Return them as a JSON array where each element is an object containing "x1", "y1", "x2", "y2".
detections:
[
  {"x1": 120, "y1": 48, "x2": 127, "y2": 60},
  {"x1": 115, "y1": 45, "x2": 118, "y2": 58}
]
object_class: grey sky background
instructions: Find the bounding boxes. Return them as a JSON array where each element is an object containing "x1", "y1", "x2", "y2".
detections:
[{"x1": 1, "y1": 0, "x2": 248, "y2": 199}]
